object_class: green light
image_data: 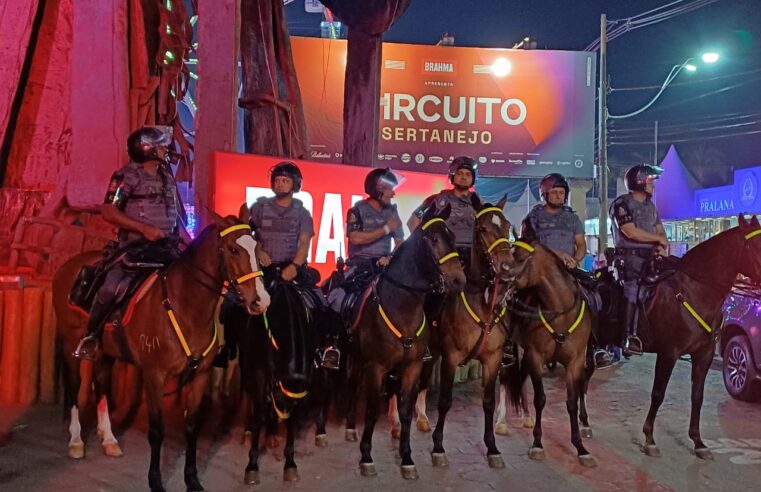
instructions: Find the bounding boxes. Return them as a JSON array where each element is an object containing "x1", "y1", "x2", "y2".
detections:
[
  {"x1": 684, "y1": 63, "x2": 697, "y2": 72},
  {"x1": 701, "y1": 52, "x2": 720, "y2": 64},
  {"x1": 190, "y1": 15, "x2": 198, "y2": 26},
  {"x1": 166, "y1": 25, "x2": 172, "y2": 35},
  {"x1": 164, "y1": 50, "x2": 175, "y2": 63},
  {"x1": 166, "y1": 0, "x2": 172, "y2": 12}
]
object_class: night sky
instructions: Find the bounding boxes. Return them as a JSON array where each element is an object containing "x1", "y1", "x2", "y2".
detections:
[{"x1": 286, "y1": 0, "x2": 761, "y2": 184}]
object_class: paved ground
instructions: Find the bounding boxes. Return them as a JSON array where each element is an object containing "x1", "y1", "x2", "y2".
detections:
[{"x1": 1, "y1": 354, "x2": 760, "y2": 492}]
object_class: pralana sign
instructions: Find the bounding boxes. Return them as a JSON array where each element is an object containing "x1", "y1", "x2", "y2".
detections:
[{"x1": 291, "y1": 37, "x2": 596, "y2": 178}]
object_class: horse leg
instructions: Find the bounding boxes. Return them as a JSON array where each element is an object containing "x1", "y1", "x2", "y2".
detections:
[
  {"x1": 314, "y1": 370, "x2": 329, "y2": 447},
  {"x1": 415, "y1": 358, "x2": 434, "y2": 432},
  {"x1": 494, "y1": 383, "x2": 510, "y2": 436},
  {"x1": 345, "y1": 354, "x2": 361, "y2": 442},
  {"x1": 578, "y1": 357, "x2": 594, "y2": 438},
  {"x1": 521, "y1": 378, "x2": 534, "y2": 428},
  {"x1": 388, "y1": 394, "x2": 401, "y2": 439},
  {"x1": 431, "y1": 358, "x2": 456, "y2": 466},
  {"x1": 565, "y1": 357, "x2": 595, "y2": 467},
  {"x1": 283, "y1": 415, "x2": 300, "y2": 481},
  {"x1": 93, "y1": 356, "x2": 122, "y2": 457},
  {"x1": 244, "y1": 370, "x2": 266, "y2": 484},
  {"x1": 397, "y1": 361, "x2": 423, "y2": 480},
  {"x1": 482, "y1": 358, "x2": 504, "y2": 468},
  {"x1": 642, "y1": 351, "x2": 678, "y2": 457},
  {"x1": 689, "y1": 347, "x2": 715, "y2": 460},
  {"x1": 359, "y1": 364, "x2": 385, "y2": 476},
  {"x1": 144, "y1": 370, "x2": 168, "y2": 492},
  {"x1": 63, "y1": 355, "x2": 85, "y2": 459},
  {"x1": 527, "y1": 353, "x2": 547, "y2": 460},
  {"x1": 183, "y1": 371, "x2": 209, "y2": 491}
]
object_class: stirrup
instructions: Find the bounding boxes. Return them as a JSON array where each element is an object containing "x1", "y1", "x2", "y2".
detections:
[
  {"x1": 320, "y1": 347, "x2": 340, "y2": 371},
  {"x1": 623, "y1": 336, "x2": 643, "y2": 356},
  {"x1": 593, "y1": 349, "x2": 614, "y2": 369},
  {"x1": 422, "y1": 347, "x2": 433, "y2": 362},
  {"x1": 73, "y1": 335, "x2": 99, "y2": 360}
]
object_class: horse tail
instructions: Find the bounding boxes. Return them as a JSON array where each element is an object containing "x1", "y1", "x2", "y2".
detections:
[{"x1": 504, "y1": 352, "x2": 527, "y2": 413}]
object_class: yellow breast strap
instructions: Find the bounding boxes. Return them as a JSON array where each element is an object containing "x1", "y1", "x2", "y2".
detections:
[{"x1": 539, "y1": 300, "x2": 586, "y2": 337}]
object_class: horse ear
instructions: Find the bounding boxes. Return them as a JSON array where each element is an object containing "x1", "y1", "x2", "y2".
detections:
[
  {"x1": 209, "y1": 209, "x2": 226, "y2": 229},
  {"x1": 739, "y1": 214, "x2": 748, "y2": 227},
  {"x1": 437, "y1": 203, "x2": 452, "y2": 222},
  {"x1": 419, "y1": 204, "x2": 436, "y2": 226},
  {"x1": 752, "y1": 215, "x2": 760, "y2": 227},
  {"x1": 238, "y1": 202, "x2": 251, "y2": 224},
  {"x1": 496, "y1": 194, "x2": 507, "y2": 211},
  {"x1": 470, "y1": 193, "x2": 483, "y2": 211}
]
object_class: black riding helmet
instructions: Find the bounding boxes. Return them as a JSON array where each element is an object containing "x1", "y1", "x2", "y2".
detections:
[
  {"x1": 127, "y1": 126, "x2": 172, "y2": 163},
  {"x1": 539, "y1": 173, "x2": 570, "y2": 202},
  {"x1": 364, "y1": 168, "x2": 399, "y2": 200},
  {"x1": 448, "y1": 156, "x2": 478, "y2": 186},
  {"x1": 270, "y1": 161, "x2": 303, "y2": 193},
  {"x1": 625, "y1": 164, "x2": 663, "y2": 194}
]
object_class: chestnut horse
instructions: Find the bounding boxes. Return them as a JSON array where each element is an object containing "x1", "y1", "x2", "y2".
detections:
[
  {"x1": 505, "y1": 227, "x2": 597, "y2": 467},
  {"x1": 351, "y1": 204, "x2": 465, "y2": 480},
  {"x1": 53, "y1": 214, "x2": 269, "y2": 492},
  {"x1": 598, "y1": 215, "x2": 761, "y2": 459}
]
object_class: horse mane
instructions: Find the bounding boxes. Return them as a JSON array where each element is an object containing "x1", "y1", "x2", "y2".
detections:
[{"x1": 677, "y1": 225, "x2": 742, "y2": 272}]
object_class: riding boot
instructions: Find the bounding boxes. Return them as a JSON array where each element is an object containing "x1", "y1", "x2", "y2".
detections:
[
  {"x1": 622, "y1": 301, "x2": 643, "y2": 357},
  {"x1": 423, "y1": 346, "x2": 433, "y2": 362},
  {"x1": 73, "y1": 299, "x2": 112, "y2": 360}
]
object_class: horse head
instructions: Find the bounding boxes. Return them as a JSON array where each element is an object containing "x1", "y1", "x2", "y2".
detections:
[
  {"x1": 471, "y1": 194, "x2": 513, "y2": 283},
  {"x1": 211, "y1": 212, "x2": 270, "y2": 315},
  {"x1": 736, "y1": 214, "x2": 761, "y2": 282},
  {"x1": 507, "y1": 230, "x2": 560, "y2": 290},
  {"x1": 415, "y1": 203, "x2": 466, "y2": 294}
]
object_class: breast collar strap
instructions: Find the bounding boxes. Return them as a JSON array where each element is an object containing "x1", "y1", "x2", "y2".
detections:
[
  {"x1": 373, "y1": 279, "x2": 426, "y2": 353},
  {"x1": 538, "y1": 297, "x2": 586, "y2": 346}
]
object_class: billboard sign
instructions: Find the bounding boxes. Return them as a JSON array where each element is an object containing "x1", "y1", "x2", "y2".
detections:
[
  {"x1": 291, "y1": 37, "x2": 596, "y2": 178},
  {"x1": 211, "y1": 152, "x2": 450, "y2": 280}
]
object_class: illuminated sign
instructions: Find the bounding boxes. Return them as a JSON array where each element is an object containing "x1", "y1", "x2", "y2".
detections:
[{"x1": 211, "y1": 152, "x2": 450, "y2": 280}]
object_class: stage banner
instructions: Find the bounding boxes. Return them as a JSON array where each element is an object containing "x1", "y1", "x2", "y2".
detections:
[
  {"x1": 291, "y1": 37, "x2": 596, "y2": 178},
  {"x1": 211, "y1": 152, "x2": 450, "y2": 280}
]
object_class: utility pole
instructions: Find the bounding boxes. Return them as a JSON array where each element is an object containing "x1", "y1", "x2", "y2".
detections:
[
  {"x1": 597, "y1": 14, "x2": 608, "y2": 258},
  {"x1": 654, "y1": 119, "x2": 659, "y2": 164}
]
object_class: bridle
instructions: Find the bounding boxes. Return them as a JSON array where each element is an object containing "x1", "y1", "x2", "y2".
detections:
[{"x1": 473, "y1": 206, "x2": 512, "y2": 283}]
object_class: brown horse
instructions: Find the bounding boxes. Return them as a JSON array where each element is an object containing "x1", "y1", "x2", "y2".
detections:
[
  {"x1": 598, "y1": 214, "x2": 761, "y2": 459},
  {"x1": 505, "y1": 227, "x2": 597, "y2": 467},
  {"x1": 352, "y1": 204, "x2": 465, "y2": 480},
  {"x1": 53, "y1": 214, "x2": 270, "y2": 492},
  {"x1": 419, "y1": 196, "x2": 515, "y2": 469}
]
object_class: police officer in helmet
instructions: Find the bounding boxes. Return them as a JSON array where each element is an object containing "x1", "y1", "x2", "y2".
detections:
[
  {"x1": 248, "y1": 161, "x2": 338, "y2": 369},
  {"x1": 327, "y1": 168, "x2": 405, "y2": 321},
  {"x1": 74, "y1": 125, "x2": 183, "y2": 359},
  {"x1": 408, "y1": 156, "x2": 479, "y2": 265},
  {"x1": 610, "y1": 164, "x2": 668, "y2": 356},
  {"x1": 522, "y1": 173, "x2": 612, "y2": 368}
]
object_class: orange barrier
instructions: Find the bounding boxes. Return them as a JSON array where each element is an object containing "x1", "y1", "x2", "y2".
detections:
[
  {"x1": 19, "y1": 288, "x2": 43, "y2": 405},
  {"x1": 39, "y1": 290, "x2": 56, "y2": 403},
  {"x1": 0, "y1": 289, "x2": 23, "y2": 404}
]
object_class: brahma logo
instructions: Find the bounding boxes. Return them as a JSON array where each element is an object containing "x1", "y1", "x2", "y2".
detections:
[{"x1": 424, "y1": 61, "x2": 455, "y2": 74}]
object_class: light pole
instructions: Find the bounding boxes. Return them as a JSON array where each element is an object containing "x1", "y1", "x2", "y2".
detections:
[{"x1": 596, "y1": 18, "x2": 719, "y2": 259}]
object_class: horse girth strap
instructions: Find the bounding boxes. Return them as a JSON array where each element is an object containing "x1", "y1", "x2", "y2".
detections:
[
  {"x1": 378, "y1": 304, "x2": 426, "y2": 342},
  {"x1": 675, "y1": 293, "x2": 721, "y2": 334},
  {"x1": 539, "y1": 299, "x2": 586, "y2": 343},
  {"x1": 160, "y1": 273, "x2": 217, "y2": 359}
]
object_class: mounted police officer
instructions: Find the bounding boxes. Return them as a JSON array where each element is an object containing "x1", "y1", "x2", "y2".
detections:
[
  {"x1": 248, "y1": 161, "x2": 338, "y2": 369},
  {"x1": 610, "y1": 164, "x2": 668, "y2": 356},
  {"x1": 74, "y1": 125, "x2": 183, "y2": 359},
  {"x1": 522, "y1": 173, "x2": 612, "y2": 368},
  {"x1": 408, "y1": 156, "x2": 479, "y2": 266},
  {"x1": 327, "y1": 168, "x2": 404, "y2": 316}
]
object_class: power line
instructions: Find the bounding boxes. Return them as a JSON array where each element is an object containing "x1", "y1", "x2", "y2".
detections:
[
  {"x1": 609, "y1": 128, "x2": 761, "y2": 145},
  {"x1": 647, "y1": 74, "x2": 761, "y2": 113},
  {"x1": 609, "y1": 68, "x2": 761, "y2": 92},
  {"x1": 610, "y1": 119, "x2": 761, "y2": 139},
  {"x1": 609, "y1": 112, "x2": 761, "y2": 133}
]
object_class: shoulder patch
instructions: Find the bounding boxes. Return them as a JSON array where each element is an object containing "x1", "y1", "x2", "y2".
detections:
[{"x1": 615, "y1": 205, "x2": 628, "y2": 217}]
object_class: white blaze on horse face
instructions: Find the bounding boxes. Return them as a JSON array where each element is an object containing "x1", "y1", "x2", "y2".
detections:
[
  {"x1": 235, "y1": 235, "x2": 270, "y2": 308},
  {"x1": 491, "y1": 214, "x2": 502, "y2": 228}
]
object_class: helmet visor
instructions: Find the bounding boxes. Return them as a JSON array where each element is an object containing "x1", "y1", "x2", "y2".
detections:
[{"x1": 378, "y1": 169, "x2": 406, "y2": 192}]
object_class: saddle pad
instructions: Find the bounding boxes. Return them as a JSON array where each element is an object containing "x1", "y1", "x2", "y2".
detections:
[{"x1": 120, "y1": 271, "x2": 159, "y2": 326}]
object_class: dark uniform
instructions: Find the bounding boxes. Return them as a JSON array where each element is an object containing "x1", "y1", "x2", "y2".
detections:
[
  {"x1": 523, "y1": 204, "x2": 584, "y2": 257},
  {"x1": 412, "y1": 189, "x2": 476, "y2": 264}
]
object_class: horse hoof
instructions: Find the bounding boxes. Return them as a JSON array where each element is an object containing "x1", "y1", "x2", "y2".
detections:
[
  {"x1": 244, "y1": 470, "x2": 260, "y2": 485},
  {"x1": 642, "y1": 444, "x2": 661, "y2": 458},
  {"x1": 315, "y1": 434, "x2": 328, "y2": 447},
  {"x1": 345, "y1": 429, "x2": 358, "y2": 442},
  {"x1": 528, "y1": 447, "x2": 546, "y2": 461},
  {"x1": 186, "y1": 479, "x2": 204, "y2": 491},
  {"x1": 431, "y1": 452, "x2": 449, "y2": 467},
  {"x1": 102, "y1": 441, "x2": 123, "y2": 457},
  {"x1": 580, "y1": 426, "x2": 593, "y2": 439},
  {"x1": 68, "y1": 442, "x2": 84, "y2": 459},
  {"x1": 360, "y1": 462, "x2": 377, "y2": 477},
  {"x1": 283, "y1": 467, "x2": 299, "y2": 482},
  {"x1": 578, "y1": 454, "x2": 597, "y2": 468},
  {"x1": 391, "y1": 426, "x2": 401, "y2": 440},
  {"x1": 495, "y1": 422, "x2": 510, "y2": 436},
  {"x1": 401, "y1": 465, "x2": 418, "y2": 480},
  {"x1": 488, "y1": 454, "x2": 505, "y2": 469},
  {"x1": 266, "y1": 435, "x2": 280, "y2": 449},
  {"x1": 522, "y1": 416, "x2": 535, "y2": 428},
  {"x1": 416, "y1": 419, "x2": 431, "y2": 433},
  {"x1": 695, "y1": 447, "x2": 714, "y2": 460}
]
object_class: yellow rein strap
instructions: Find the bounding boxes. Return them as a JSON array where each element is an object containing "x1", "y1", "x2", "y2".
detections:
[
  {"x1": 512, "y1": 241, "x2": 535, "y2": 253},
  {"x1": 378, "y1": 304, "x2": 426, "y2": 339},
  {"x1": 219, "y1": 223, "x2": 251, "y2": 237},
  {"x1": 539, "y1": 300, "x2": 586, "y2": 337}
]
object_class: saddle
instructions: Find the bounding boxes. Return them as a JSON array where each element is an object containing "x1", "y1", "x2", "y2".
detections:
[{"x1": 641, "y1": 255, "x2": 679, "y2": 286}]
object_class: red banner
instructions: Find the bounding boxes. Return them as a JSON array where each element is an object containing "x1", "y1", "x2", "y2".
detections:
[
  {"x1": 292, "y1": 37, "x2": 596, "y2": 178},
  {"x1": 211, "y1": 152, "x2": 450, "y2": 280}
]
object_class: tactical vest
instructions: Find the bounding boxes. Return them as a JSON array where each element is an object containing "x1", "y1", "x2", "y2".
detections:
[
  {"x1": 252, "y1": 197, "x2": 309, "y2": 263},
  {"x1": 610, "y1": 194, "x2": 660, "y2": 249},
  {"x1": 527, "y1": 205, "x2": 580, "y2": 257},
  {"x1": 121, "y1": 163, "x2": 178, "y2": 242},
  {"x1": 432, "y1": 190, "x2": 475, "y2": 248},
  {"x1": 348, "y1": 200, "x2": 399, "y2": 262}
]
